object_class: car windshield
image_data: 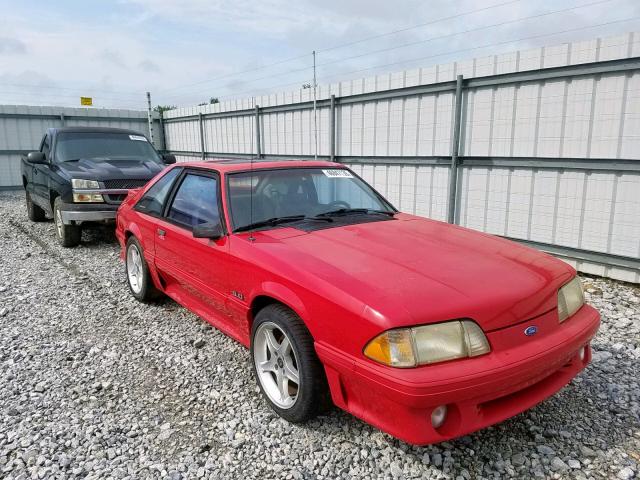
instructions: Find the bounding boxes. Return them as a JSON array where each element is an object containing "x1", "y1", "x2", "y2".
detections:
[
  {"x1": 54, "y1": 132, "x2": 162, "y2": 163},
  {"x1": 227, "y1": 167, "x2": 395, "y2": 231}
]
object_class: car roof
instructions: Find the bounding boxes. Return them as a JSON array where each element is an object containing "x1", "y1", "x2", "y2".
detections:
[
  {"x1": 176, "y1": 158, "x2": 347, "y2": 173},
  {"x1": 48, "y1": 126, "x2": 145, "y2": 135}
]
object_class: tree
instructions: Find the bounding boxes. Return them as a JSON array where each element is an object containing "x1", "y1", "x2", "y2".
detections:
[
  {"x1": 154, "y1": 105, "x2": 176, "y2": 113},
  {"x1": 198, "y1": 97, "x2": 220, "y2": 106}
]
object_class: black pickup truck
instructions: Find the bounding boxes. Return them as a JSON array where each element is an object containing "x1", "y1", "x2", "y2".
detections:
[{"x1": 21, "y1": 126, "x2": 175, "y2": 247}]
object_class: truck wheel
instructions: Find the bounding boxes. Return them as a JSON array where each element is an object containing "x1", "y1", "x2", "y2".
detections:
[
  {"x1": 53, "y1": 197, "x2": 81, "y2": 247},
  {"x1": 125, "y1": 236, "x2": 161, "y2": 302},
  {"x1": 26, "y1": 192, "x2": 46, "y2": 222}
]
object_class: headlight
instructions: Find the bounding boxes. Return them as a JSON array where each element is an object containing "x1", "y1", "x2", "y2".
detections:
[
  {"x1": 363, "y1": 320, "x2": 491, "y2": 368},
  {"x1": 71, "y1": 179, "x2": 100, "y2": 189},
  {"x1": 558, "y1": 276, "x2": 584, "y2": 322},
  {"x1": 71, "y1": 179, "x2": 103, "y2": 202}
]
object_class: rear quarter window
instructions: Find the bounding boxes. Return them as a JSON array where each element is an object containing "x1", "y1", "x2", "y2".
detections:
[{"x1": 135, "y1": 168, "x2": 181, "y2": 216}]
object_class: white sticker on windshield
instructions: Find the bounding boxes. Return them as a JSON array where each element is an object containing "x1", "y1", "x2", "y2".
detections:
[
  {"x1": 129, "y1": 135, "x2": 147, "y2": 142},
  {"x1": 322, "y1": 169, "x2": 353, "y2": 178}
]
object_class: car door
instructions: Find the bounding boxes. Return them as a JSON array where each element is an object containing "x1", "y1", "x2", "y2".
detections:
[{"x1": 153, "y1": 169, "x2": 235, "y2": 334}]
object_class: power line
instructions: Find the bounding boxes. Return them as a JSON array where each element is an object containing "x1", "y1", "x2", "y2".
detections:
[
  {"x1": 206, "y1": 15, "x2": 639, "y2": 106},
  {"x1": 317, "y1": 0, "x2": 524, "y2": 53},
  {"x1": 318, "y1": 15, "x2": 640, "y2": 84},
  {"x1": 157, "y1": 0, "x2": 529, "y2": 97},
  {"x1": 162, "y1": 0, "x2": 618, "y2": 103},
  {"x1": 317, "y1": 0, "x2": 616, "y2": 68},
  {"x1": 0, "y1": 82, "x2": 141, "y2": 98},
  {"x1": 157, "y1": 52, "x2": 311, "y2": 94}
]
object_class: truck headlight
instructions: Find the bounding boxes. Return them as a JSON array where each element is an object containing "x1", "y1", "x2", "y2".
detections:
[
  {"x1": 558, "y1": 276, "x2": 584, "y2": 322},
  {"x1": 71, "y1": 179, "x2": 103, "y2": 202},
  {"x1": 71, "y1": 179, "x2": 100, "y2": 189},
  {"x1": 363, "y1": 320, "x2": 491, "y2": 368}
]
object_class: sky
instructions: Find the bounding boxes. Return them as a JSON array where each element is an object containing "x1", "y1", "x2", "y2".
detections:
[{"x1": 0, "y1": 0, "x2": 639, "y2": 110}]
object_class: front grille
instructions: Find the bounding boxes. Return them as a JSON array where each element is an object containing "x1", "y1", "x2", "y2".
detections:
[{"x1": 103, "y1": 179, "x2": 149, "y2": 189}]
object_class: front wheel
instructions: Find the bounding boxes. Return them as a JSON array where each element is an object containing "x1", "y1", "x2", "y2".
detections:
[
  {"x1": 53, "y1": 197, "x2": 81, "y2": 247},
  {"x1": 251, "y1": 304, "x2": 330, "y2": 422}
]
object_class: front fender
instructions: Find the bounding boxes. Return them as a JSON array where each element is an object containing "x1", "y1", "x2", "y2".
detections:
[{"x1": 253, "y1": 281, "x2": 310, "y2": 323}]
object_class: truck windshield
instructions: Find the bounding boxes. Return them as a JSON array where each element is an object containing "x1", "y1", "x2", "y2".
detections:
[{"x1": 54, "y1": 132, "x2": 162, "y2": 163}]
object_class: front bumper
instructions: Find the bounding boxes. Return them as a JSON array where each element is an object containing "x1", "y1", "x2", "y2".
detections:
[
  {"x1": 59, "y1": 201, "x2": 119, "y2": 225},
  {"x1": 316, "y1": 304, "x2": 600, "y2": 445}
]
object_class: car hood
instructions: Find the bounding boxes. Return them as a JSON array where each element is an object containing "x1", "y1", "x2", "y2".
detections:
[
  {"x1": 255, "y1": 215, "x2": 573, "y2": 331},
  {"x1": 58, "y1": 158, "x2": 163, "y2": 180}
]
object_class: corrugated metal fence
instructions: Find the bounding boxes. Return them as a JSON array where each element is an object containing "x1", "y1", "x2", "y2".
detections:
[
  {"x1": 0, "y1": 105, "x2": 161, "y2": 189},
  {"x1": 161, "y1": 32, "x2": 640, "y2": 283}
]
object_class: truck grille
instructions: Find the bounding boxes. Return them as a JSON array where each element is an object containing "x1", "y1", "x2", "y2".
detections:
[
  {"x1": 103, "y1": 179, "x2": 149, "y2": 189},
  {"x1": 102, "y1": 179, "x2": 149, "y2": 204}
]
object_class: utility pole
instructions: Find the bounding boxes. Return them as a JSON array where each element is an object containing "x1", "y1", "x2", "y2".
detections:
[
  {"x1": 146, "y1": 91, "x2": 155, "y2": 146},
  {"x1": 312, "y1": 50, "x2": 318, "y2": 160}
]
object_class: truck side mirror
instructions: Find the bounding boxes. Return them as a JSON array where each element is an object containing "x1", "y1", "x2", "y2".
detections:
[
  {"x1": 193, "y1": 221, "x2": 223, "y2": 240},
  {"x1": 162, "y1": 154, "x2": 176, "y2": 165},
  {"x1": 27, "y1": 152, "x2": 47, "y2": 164}
]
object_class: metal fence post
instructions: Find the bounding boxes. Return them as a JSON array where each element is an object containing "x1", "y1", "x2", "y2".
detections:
[
  {"x1": 255, "y1": 105, "x2": 262, "y2": 158},
  {"x1": 330, "y1": 95, "x2": 336, "y2": 162},
  {"x1": 447, "y1": 75, "x2": 464, "y2": 224},
  {"x1": 198, "y1": 113, "x2": 205, "y2": 160},
  {"x1": 146, "y1": 91, "x2": 155, "y2": 146},
  {"x1": 59, "y1": 113, "x2": 66, "y2": 127},
  {"x1": 158, "y1": 111, "x2": 166, "y2": 152}
]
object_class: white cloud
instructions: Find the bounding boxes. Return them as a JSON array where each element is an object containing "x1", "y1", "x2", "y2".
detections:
[{"x1": 0, "y1": 0, "x2": 639, "y2": 109}]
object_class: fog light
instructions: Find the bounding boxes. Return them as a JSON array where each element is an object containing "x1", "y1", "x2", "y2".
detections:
[{"x1": 431, "y1": 405, "x2": 448, "y2": 429}]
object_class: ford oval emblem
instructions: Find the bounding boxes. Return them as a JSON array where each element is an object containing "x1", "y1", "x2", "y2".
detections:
[{"x1": 524, "y1": 325, "x2": 538, "y2": 336}]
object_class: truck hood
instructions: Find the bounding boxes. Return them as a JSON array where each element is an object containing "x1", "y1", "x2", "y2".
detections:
[
  {"x1": 58, "y1": 158, "x2": 163, "y2": 180},
  {"x1": 256, "y1": 215, "x2": 573, "y2": 331}
]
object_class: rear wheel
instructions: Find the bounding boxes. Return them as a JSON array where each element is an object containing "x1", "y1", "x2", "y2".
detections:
[
  {"x1": 251, "y1": 304, "x2": 330, "y2": 422},
  {"x1": 53, "y1": 197, "x2": 81, "y2": 247},
  {"x1": 125, "y1": 236, "x2": 161, "y2": 302},
  {"x1": 26, "y1": 191, "x2": 46, "y2": 222}
]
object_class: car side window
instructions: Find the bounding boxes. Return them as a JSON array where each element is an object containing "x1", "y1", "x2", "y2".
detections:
[
  {"x1": 167, "y1": 173, "x2": 220, "y2": 229},
  {"x1": 135, "y1": 168, "x2": 181, "y2": 216}
]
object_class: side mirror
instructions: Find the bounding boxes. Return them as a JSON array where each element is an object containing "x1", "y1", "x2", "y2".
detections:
[
  {"x1": 162, "y1": 154, "x2": 176, "y2": 165},
  {"x1": 193, "y1": 221, "x2": 223, "y2": 240},
  {"x1": 27, "y1": 152, "x2": 47, "y2": 164}
]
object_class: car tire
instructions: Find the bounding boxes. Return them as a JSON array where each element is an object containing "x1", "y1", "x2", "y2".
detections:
[
  {"x1": 53, "y1": 197, "x2": 81, "y2": 247},
  {"x1": 125, "y1": 236, "x2": 161, "y2": 302},
  {"x1": 251, "y1": 304, "x2": 330, "y2": 423},
  {"x1": 26, "y1": 191, "x2": 46, "y2": 222}
]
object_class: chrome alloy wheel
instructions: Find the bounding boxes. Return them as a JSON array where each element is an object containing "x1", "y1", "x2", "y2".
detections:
[
  {"x1": 126, "y1": 244, "x2": 144, "y2": 294},
  {"x1": 55, "y1": 206, "x2": 63, "y2": 238},
  {"x1": 254, "y1": 322, "x2": 300, "y2": 409}
]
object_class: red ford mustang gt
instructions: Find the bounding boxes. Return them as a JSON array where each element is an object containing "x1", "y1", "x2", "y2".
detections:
[{"x1": 115, "y1": 159, "x2": 600, "y2": 445}]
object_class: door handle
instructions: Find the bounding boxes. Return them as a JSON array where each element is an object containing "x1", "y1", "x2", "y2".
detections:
[{"x1": 157, "y1": 228, "x2": 166, "y2": 237}]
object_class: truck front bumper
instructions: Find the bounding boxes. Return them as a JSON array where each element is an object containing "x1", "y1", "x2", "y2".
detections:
[{"x1": 59, "y1": 201, "x2": 119, "y2": 225}]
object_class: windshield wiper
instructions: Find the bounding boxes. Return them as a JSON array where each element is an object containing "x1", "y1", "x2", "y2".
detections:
[
  {"x1": 315, "y1": 208, "x2": 395, "y2": 218},
  {"x1": 234, "y1": 215, "x2": 332, "y2": 233}
]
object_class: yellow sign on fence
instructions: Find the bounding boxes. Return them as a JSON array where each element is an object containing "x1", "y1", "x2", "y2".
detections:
[{"x1": 80, "y1": 97, "x2": 93, "y2": 106}]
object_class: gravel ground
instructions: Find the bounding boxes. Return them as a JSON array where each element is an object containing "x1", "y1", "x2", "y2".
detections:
[{"x1": 0, "y1": 190, "x2": 638, "y2": 480}]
